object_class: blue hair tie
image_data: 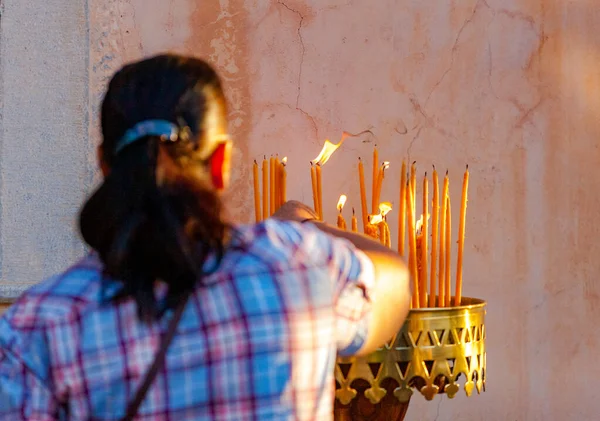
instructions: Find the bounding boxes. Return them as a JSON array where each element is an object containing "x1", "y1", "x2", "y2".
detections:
[{"x1": 115, "y1": 120, "x2": 180, "y2": 153}]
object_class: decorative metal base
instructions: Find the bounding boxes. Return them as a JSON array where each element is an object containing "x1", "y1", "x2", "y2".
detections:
[{"x1": 334, "y1": 297, "x2": 486, "y2": 420}]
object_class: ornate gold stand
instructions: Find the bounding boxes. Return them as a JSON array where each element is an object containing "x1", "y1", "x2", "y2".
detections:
[{"x1": 334, "y1": 297, "x2": 486, "y2": 421}]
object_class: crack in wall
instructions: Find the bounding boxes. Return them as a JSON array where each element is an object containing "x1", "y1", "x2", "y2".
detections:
[
  {"x1": 277, "y1": 1, "x2": 318, "y2": 139},
  {"x1": 406, "y1": 0, "x2": 490, "y2": 160},
  {"x1": 424, "y1": 0, "x2": 488, "y2": 107},
  {"x1": 487, "y1": 39, "x2": 500, "y2": 100}
]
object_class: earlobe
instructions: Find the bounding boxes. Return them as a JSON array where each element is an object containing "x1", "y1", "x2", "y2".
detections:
[{"x1": 210, "y1": 143, "x2": 228, "y2": 190}]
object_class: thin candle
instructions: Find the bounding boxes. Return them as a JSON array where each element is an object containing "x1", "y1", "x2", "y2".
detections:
[
  {"x1": 262, "y1": 156, "x2": 269, "y2": 220},
  {"x1": 274, "y1": 156, "x2": 280, "y2": 211},
  {"x1": 416, "y1": 219, "x2": 423, "y2": 306},
  {"x1": 310, "y1": 163, "x2": 318, "y2": 215},
  {"x1": 365, "y1": 216, "x2": 378, "y2": 239},
  {"x1": 398, "y1": 160, "x2": 407, "y2": 256},
  {"x1": 351, "y1": 208, "x2": 358, "y2": 232},
  {"x1": 280, "y1": 157, "x2": 287, "y2": 205},
  {"x1": 378, "y1": 222, "x2": 386, "y2": 245},
  {"x1": 410, "y1": 161, "x2": 417, "y2": 216},
  {"x1": 455, "y1": 165, "x2": 469, "y2": 306},
  {"x1": 445, "y1": 194, "x2": 452, "y2": 307},
  {"x1": 406, "y1": 183, "x2": 420, "y2": 308},
  {"x1": 269, "y1": 155, "x2": 275, "y2": 216},
  {"x1": 384, "y1": 218, "x2": 391, "y2": 248},
  {"x1": 429, "y1": 166, "x2": 439, "y2": 307},
  {"x1": 420, "y1": 172, "x2": 428, "y2": 308},
  {"x1": 337, "y1": 195, "x2": 347, "y2": 230},
  {"x1": 438, "y1": 171, "x2": 448, "y2": 306},
  {"x1": 316, "y1": 163, "x2": 323, "y2": 220},
  {"x1": 374, "y1": 161, "x2": 390, "y2": 212},
  {"x1": 372, "y1": 146, "x2": 378, "y2": 213},
  {"x1": 358, "y1": 158, "x2": 368, "y2": 231},
  {"x1": 253, "y1": 160, "x2": 261, "y2": 222}
]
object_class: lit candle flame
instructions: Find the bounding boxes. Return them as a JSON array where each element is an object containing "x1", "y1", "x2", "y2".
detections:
[
  {"x1": 415, "y1": 214, "x2": 431, "y2": 234},
  {"x1": 311, "y1": 139, "x2": 344, "y2": 166},
  {"x1": 368, "y1": 202, "x2": 392, "y2": 224},
  {"x1": 311, "y1": 129, "x2": 373, "y2": 166},
  {"x1": 337, "y1": 194, "x2": 347, "y2": 212},
  {"x1": 378, "y1": 201, "x2": 393, "y2": 216},
  {"x1": 369, "y1": 214, "x2": 384, "y2": 224},
  {"x1": 382, "y1": 161, "x2": 390, "y2": 170},
  {"x1": 282, "y1": 156, "x2": 288, "y2": 165}
]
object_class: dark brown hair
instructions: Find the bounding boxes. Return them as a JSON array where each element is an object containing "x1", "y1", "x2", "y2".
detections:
[{"x1": 79, "y1": 54, "x2": 228, "y2": 321}]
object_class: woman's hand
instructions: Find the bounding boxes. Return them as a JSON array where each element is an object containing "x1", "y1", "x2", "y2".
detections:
[{"x1": 271, "y1": 200, "x2": 318, "y2": 223}]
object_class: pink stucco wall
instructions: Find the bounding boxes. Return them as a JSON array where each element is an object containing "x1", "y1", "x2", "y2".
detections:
[
  {"x1": 88, "y1": 2, "x2": 600, "y2": 419},
  {"x1": 2, "y1": 0, "x2": 599, "y2": 419}
]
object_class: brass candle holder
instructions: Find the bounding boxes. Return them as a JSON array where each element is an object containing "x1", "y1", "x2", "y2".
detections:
[{"x1": 334, "y1": 296, "x2": 486, "y2": 421}]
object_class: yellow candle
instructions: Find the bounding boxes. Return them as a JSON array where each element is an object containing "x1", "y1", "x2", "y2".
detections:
[
  {"x1": 269, "y1": 156, "x2": 275, "y2": 216},
  {"x1": 378, "y1": 222, "x2": 386, "y2": 245},
  {"x1": 316, "y1": 164, "x2": 323, "y2": 220},
  {"x1": 351, "y1": 208, "x2": 358, "y2": 232},
  {"x1": 358, "y1": 158, "x2": 368, "y2": 231},
  {"x1": 398, "y1": 160, "x2": 407, "y2": 256},
  {"x1": 372, "y1": 146, "x2": 378, "y2": 213},
  {"x1": 438, "y1": 171, "x2": 448, "y2": 306},
  {"x1": 262, "y1": 157, "x2": 269, "y2": 220},
  {"x1": 429, "y1": 167, "x2": 439, "y2": 307},
  {"x1": 373, "y1": 162, "x2": 389, "y2": 215},
  {"x1": 384, "y1": 220, "x2": 391, "y2": 248},
  {"x1": 420, "y1": 173, "x2": 428, "y2": 308},
  {"x1": 336, "y1": 195, "x2": 347, "y2": 230},
  {"x1": 253, "y1": 160, "x2": 261, "y2": 222},
  {"x1": 274, "y1": 156, "x2": 280, "y2": 211},
  {"x1": 364, "y1": 216, "x2": 379, "y2": 239},
  {"x1": 374, "y1": 166, "x2": 383, "y2": 212},
  {"x1": 280, "y1": 158, "x2": 287, "y2": 205},
  {"x1": 310, "y1": 164, "x2": 318, "y2": 216},
  {"x1": 337, "y1": 214, "x2": 347, "y2": 230},
  {"x1": 416, "y1": 227, "x2": 423, "y2": 304},
  {"x1": 406, "y1": 184, "x2": 420, "y2": 308},
  {"x1": 410, "y1": 161, "x2": 417, "y2": 216},
  {"x1": 455, "y1": 165, "x2": 469, "y2": 306},
  {"x1": 445, "y1": 194, "x2": 452, "y2": 307}
]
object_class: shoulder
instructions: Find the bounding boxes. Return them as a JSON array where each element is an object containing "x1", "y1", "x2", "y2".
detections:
[
  {"x1": 0, "y1": 254, "x2": 104, "y2": 384},
  {"x1": 1, "y1": 254, "x2": 104, "y2": 340}
]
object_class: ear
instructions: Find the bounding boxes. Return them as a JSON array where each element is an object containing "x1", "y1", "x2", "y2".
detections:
[
  {"x1": 209, "y1": 142, "x2": 231, "y2": 190},
  {"x1": 97, "y1": 145, "x2": 110, "y2": 177}
]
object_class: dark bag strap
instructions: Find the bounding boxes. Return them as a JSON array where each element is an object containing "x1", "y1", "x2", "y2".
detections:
[{"x1": 120, "y1": 294, "x2": 190, "y2": 421}]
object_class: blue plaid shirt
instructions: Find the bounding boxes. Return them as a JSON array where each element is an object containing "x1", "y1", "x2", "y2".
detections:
[{"x1": 0, "y1": 220, "x2": 375, "y2": 420}]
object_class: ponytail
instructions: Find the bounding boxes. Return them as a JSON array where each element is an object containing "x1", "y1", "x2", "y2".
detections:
[{"x1": 80, "y1": 136, "x2": 226, "y2": 321}]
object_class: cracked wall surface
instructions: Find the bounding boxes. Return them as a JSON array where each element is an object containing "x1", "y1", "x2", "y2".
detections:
[{"x1": 2, "y1": 0, "x2": 600, "y2": 419}]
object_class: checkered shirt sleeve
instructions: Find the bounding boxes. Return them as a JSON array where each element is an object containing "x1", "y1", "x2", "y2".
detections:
[
  {"x1": 0, "y1": 304, "x2": 61, "y2": 420},
  {"x1": 289, "y1": 221, "x2": 376, "y2": 356}
]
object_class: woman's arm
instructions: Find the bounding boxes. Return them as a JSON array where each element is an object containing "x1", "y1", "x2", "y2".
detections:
[{"x1": 272, "y1": 201, "x2": 411, "y2": 356}]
